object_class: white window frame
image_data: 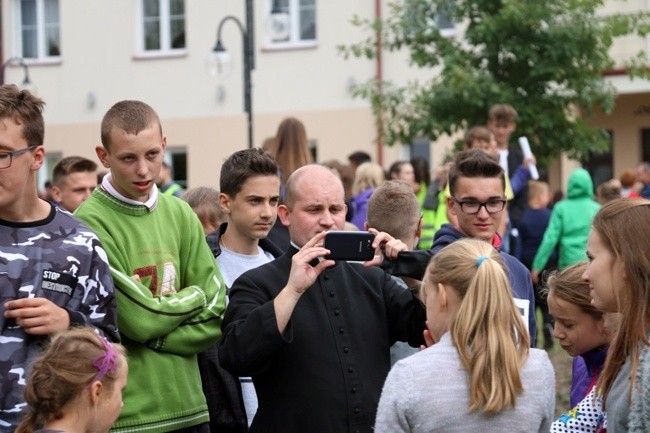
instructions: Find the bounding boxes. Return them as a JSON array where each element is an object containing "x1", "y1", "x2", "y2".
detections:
[
  {"x1": 406, "y1": 0, "x2": 456, "y2": 39},
  {"x1": 264, "y1": 0, "x2": 317, "y2": 50},
  {"x1": 135, "y1": 0, "x2": 187, "y2": 57},
  {"x1": 13, "y1": 0, "x2": 61, "y2": 62},
  {"x1": 435, "y1": 9, "x2": 455, "y2": 39}
]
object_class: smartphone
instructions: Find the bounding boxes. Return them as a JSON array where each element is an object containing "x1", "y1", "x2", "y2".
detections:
[{"x1": 324, "y1": 230, "x2": 376, "y2": 261}]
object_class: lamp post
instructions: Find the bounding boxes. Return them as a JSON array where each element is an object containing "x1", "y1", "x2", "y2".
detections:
[
  {"x1": 1, "y1": 57, "x2": 32, "y2": 86},
  {"x1": 212, "y1": 1, "x2": 255, "y2": 149}
]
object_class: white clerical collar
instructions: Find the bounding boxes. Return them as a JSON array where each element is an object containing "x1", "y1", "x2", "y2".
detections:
[{"x1": 101, "y1": 173, "x2": 158, "y2": 211}]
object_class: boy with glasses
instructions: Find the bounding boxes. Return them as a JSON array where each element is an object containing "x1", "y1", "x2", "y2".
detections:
[
  {"x1": 0, "y1": 84, "x2": 118, "y2": 430},
  {"x1": 377, "y1": 149, "x2": 537, "y2": 343}
]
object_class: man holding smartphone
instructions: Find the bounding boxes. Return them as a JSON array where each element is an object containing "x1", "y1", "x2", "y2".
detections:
[{"x1": 218, "y1": 164, "x2": 425, "y2": 433}]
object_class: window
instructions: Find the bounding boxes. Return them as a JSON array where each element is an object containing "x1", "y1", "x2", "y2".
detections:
[
  {"x1": 435, "y1": 8, "x2": 455, "y2": 38},
  {"x1": 308, "y1": 139, "x2": 318, "y2": 162},
  {"x1": 642, "y1": 129, "x2": 650, "y2": 162},
  {"x1": 138, "y1": 0, "x2": 185, "y2": 55},
  {"x1": 15, "y1": 0, "x2": 60, "y2": 60},
  {"x1": 405, "y1": 0, "x2": 455, "y2": 39},
  {"x1": 38, "y1": 151, "x2": 62, "y2": 193},
  {"x1": 167, "y1": 147, "x2": 187, "y2": 188},
  {"x1": 266, "y1": 0, "x2": 316, "y2": 48},
  {"x1": 583, "y1": 130, "x2": 613, "y2": 193}
]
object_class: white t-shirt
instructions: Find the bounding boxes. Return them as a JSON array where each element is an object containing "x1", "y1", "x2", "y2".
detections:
[
  {"x1": 216, "y1": 243, "x2": 275, "y2": 426},
  {"x1": 217, "y1": 245, "x2": 276, "y2": 287},
  {"x1": 498, "y1": 148, "x2": 510, "y2": 175}
]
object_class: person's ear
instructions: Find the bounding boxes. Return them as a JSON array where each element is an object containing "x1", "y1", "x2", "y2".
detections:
[
  {"x1": 96, "y1": 146, "x2": 110, "y2": 168},
  {"x1": 277, "y1": 204, "x2": 290, "y2": 227},
  {"x1": 219, "y1": 193, "x2": 231, "y2": 216},
  {"x1": 437, "y1": 283, "x2": 448, "y2": 310},
  {"x1": 447, "y1": 196, "x2": 457, "y2": 216},
  {"x1": 29, "y1": 145, "x2": 45, "y2": 171},
  {"x1": 51, "y1": 185, "x2": 63, "y2": 202},
  {"x1": 415, "y1": 216, "x2": 423, "y2": 238},
  {"x1": 89, "y1": 380, "x2": 103, "y2": 406},
  {"x1": 363, "y1": 222, "x2": 369, "y2": 231},
  {"x1": 161, "y1": 135, "x2": 167, "y2": 152}
]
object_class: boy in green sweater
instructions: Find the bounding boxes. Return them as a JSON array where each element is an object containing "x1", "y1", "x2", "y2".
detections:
[{"x1": 75, "y1": 100, "x2": 226, "y2": 433}]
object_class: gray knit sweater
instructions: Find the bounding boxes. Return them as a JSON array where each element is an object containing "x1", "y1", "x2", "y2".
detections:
[
  {"x1": 629, "y1": 342, "x2": 650, "y2": 432},
  {"x1": 374, "y1": 332, "x2": 555, "y2": 433}
]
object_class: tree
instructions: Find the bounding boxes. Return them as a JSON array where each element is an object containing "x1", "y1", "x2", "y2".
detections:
[{"x1": 340, "y1": 0, "x2": 650, "y2": 162}]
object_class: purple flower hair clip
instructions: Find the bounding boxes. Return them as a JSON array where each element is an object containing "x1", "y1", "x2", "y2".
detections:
[{"x1": 92, "y1": 336, "x2": 119, "y2": 381}]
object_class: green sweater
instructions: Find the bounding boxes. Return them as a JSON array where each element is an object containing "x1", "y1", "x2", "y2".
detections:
[{"x1": 76, "y1": 188, "x2": 226, "y2": 433}]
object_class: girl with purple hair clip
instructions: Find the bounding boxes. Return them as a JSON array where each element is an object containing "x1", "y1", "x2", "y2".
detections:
[{"x1": 15, "y1": 327, "x2": 127, "y2": 433}]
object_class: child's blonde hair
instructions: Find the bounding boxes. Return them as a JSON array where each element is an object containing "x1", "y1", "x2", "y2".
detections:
[
  {"x1": 423, "y1": 238, "x2": 529, "y2": 414},
  {"x1": 352, "y1": 162, "x2": 385, "y2": 195},
  {"x1": 527, "y1": 181, "x2": 550, "y2": 204}
]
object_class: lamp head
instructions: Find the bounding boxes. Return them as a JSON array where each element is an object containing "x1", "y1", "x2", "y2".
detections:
[{"x1": 208, "y1": 40, "x2": 232, "y2": 78}]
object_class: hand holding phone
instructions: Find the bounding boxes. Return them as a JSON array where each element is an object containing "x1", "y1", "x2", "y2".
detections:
[{"x1": 324, "y1": 231, "x2": 376, "y2": 261}]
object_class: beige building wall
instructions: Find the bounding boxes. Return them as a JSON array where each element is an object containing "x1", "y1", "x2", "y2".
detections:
[{"x1": 1, "y1": 0, "x2": 648, "y2": 191}]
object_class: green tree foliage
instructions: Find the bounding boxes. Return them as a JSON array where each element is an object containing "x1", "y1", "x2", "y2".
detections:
[{"x1": 340, "y1": 0, "x2": 650, "y2": 162}]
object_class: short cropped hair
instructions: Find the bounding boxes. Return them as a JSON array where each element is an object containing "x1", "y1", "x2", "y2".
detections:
[
  {"x1": 220, "y1": 148, "x2": 279, "y2": 197},
  {"x1": 101, "y1": 100, "x2": 161, "y2": 151},
  {"x1": 527, "y1": 180, "x2": 550, "y2": 205},
  {"x1": 52, "y1": 156, "x2": 98, "y2": 188},
  {"x1": 367, "y1": 180, "x2": 420, "y2": 242},
  {"x1": 0, "y1": 84, "x2": 45, "y2": 147},
  {"x1": 448, "y1": 149, "x2": 506, "y2": 196},
  {"x1": 488, "y1": 104, "x2": 518, "y2": 124}
]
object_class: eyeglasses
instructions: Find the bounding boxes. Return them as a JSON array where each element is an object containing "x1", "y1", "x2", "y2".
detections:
[
  {"x1": 451, "y1": 197, "x2": 507, "y2": 214},
  {"x1": 0, "y1": 145, "x2": 37, "y2": 169}
]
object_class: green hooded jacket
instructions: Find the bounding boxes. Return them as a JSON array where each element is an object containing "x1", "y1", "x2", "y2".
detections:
[{"x1": 532, "y1": 168, "x2": 601, "y2": 271}]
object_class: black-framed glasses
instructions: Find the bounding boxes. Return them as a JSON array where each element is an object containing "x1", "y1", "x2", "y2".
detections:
[
  {"x1": 451, "y1": 197, "x2": 507, "y2": 214},
  {"x1": 0, "y1": 145, "x2": 37, "y2": 169}
]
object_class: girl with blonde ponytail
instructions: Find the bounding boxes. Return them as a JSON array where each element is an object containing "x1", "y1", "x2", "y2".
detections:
[{"x1": 374, "y1": 238, "x2": 555, "y2": 432}]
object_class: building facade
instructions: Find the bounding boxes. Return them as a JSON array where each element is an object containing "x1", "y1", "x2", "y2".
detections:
[{"x1": 1, "y1": 0, "x2": 649, "y2": 193}]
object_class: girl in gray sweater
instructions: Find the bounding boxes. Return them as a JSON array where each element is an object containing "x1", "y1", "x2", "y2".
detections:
[{"x1": 374, "y1": 238, "x2": 555, "y2": 432}]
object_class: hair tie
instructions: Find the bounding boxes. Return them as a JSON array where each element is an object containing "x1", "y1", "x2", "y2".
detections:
[
  {"x1": 92, "y1": 336, "x2": 119, "y2": 381},
  {"x1": 475, "y1": 255, "x2": 489, "y2": 267}
]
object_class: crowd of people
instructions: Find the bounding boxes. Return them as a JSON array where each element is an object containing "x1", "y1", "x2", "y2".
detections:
[{"x1": 3, "y1": 83, "x2": 650, "y2": 433}]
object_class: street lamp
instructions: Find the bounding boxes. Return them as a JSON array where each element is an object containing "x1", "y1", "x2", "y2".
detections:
[
  {"x1": 212, "y1": 1, "x2": 255, "y2": 149},
  {"x1": 1, "y1": 57, "x2": 32, "y2": 86}
]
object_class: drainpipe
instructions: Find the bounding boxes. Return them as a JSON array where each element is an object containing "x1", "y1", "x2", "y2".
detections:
[{"x1": 375, "y1": 0, "x2": 384, "y2": 166}]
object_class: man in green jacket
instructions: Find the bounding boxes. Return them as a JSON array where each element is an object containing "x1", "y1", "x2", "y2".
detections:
[{"x1": 531, "y1": 167, "x2": 600, "y2": 284}]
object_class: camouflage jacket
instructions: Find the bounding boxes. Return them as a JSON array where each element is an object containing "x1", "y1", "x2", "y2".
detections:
[{"x1": 0, "y1": 205, "x2": 118, "y2": 430}]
